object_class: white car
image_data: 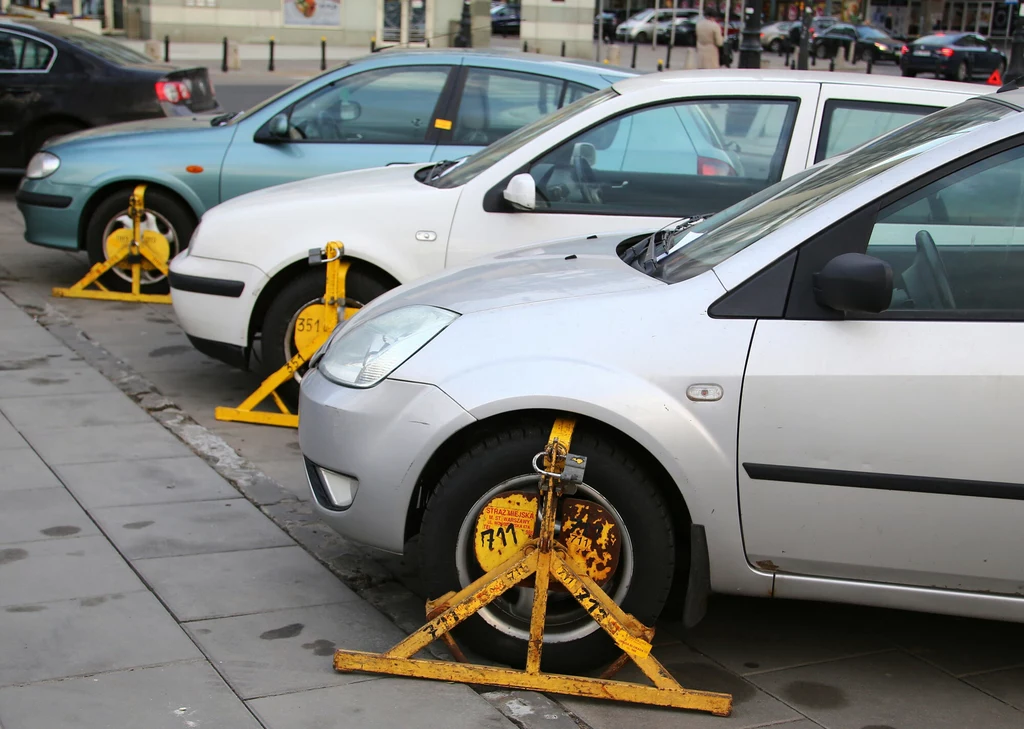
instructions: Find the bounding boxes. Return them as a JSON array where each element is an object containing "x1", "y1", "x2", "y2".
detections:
[{"x1": 169, "y1": 71, "x2": 987, "y2": 392}]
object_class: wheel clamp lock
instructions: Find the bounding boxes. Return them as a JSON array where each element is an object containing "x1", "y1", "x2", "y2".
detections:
[
  {"x1": 52, "y1": 184, "x2": 173, "y2": 305},
  {"x1": 214, "y1": 240, "x2": 356, "y2": 429},
  {"x1": 332, "y1": 417, "x2": 734, "y2": 716}
]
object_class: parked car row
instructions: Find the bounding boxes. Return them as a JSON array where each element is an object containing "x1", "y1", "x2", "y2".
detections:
[{"x1": 17, "y1": 41, "x2": 1024, "y2": 672}]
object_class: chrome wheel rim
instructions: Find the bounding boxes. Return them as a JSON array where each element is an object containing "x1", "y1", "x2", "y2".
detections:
[
  {"x1": 454, "y1": 474, "x2": 634, "y2": 644},
  {"x1": 101, "y1": 209, "x2": 177, "y2": 285}
]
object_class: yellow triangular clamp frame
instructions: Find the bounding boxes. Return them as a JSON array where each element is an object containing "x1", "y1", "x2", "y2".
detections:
[
  {"x1": 332, "y1": 417, "x2": 734, "y2": 716},
  {"x1": 214, "y1": 241, "x2": 357, "y2": 429}
]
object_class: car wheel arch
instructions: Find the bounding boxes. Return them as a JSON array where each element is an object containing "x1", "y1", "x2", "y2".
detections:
[
  {"x1": 403, "y1": 408, "x2": 695, "y2": 614},
  {"x1": 77, "y1": 180, "x2": 200, "y2": 250},
  {"x1": 247, "y1": 254, "x2": 401, "y2": 345}
]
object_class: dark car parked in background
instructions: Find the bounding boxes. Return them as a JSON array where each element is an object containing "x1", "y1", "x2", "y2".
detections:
[
  {"x1": 594, "y1": 10, "x2": 624, "y2": 40},
  {"x1": 812, "y1": 23, "x2": 901, "y2": 62},
  {"x1": 901, "y1": 32, "x2": 1006, "y2": 81},
  {"x1": 490, "y1": 4, "x2": 520, "y2": 36},
  {"x1": 0, "y1": 18, "x2": 218, "y2": 171}
]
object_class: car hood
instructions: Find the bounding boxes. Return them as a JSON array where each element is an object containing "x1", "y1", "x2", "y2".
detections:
[
  {"x1": 52, "y1": 115, "x2": 225, "y2": 146},
  {"x1": 364, "y1": 230, "x2": 662, "y2": 317}
]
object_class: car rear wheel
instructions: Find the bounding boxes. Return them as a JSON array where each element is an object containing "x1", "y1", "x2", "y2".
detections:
[
  {"x1": 260, "y1": 265, "x2": 392, "y2": 404},
  {"x1": 768, "y1": 38, "x2": 782, "y2": 53},
  {"x1": 419, "y1": 421, "x2": 677, "y2": 673},
  {"x1": 815, "y1": 44, "x2": 828, "y2": 59},
  {"x1": 85, "y1": 188, "x2": 194, "y2": 294},
  {"x1": 950, "y1": 60, "x2": 968, "y2": 81}
]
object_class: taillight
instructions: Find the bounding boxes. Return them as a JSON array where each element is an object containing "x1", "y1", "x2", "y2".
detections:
[
  {"x1": 698, "y1": 156, "x2": 736, "y2": 177},
  {"x1": 901, "y1": 44, "x2": 909, "y2": 54},
  {"x1": 155, "y1": 80, "x2": 192, "y2": 104},
  {"x1": 939, "y1": 47, "x2": 954, "y2": 57}
]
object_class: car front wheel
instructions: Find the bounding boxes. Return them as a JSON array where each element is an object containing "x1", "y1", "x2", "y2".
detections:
[
  {"x1": 950, "y1": 60, "x2": 968, "y2": 81},
  {"x1": 419, "y1": 421, "x2": 677, "y2": 673},
  {"x1": 85, "y1": 187, "x2": 194, "y2": 294},
  {"x1": 260, "y1": 265, "x2": 391, "y2": 404}
]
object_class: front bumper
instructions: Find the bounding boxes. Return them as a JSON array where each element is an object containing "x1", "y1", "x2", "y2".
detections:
[
  {"x1": 17, "y1": 177, "x2": 89, "y2": 251},
  {"x1": 298, "y1": 370, "x2": 475, "y2": 554},
  {"x1": 169, "y1": 252, "x2": 268, "y2": 364}
]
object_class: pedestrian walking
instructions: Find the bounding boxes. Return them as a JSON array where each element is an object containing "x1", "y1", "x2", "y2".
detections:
[{"x1": 696, "y1": 10, "x2": 724, "y2": 69}]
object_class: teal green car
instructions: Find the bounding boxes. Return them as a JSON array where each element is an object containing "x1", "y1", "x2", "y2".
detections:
[{"x1": 17, "y1": 49, "x2": 634, "y2": 291}]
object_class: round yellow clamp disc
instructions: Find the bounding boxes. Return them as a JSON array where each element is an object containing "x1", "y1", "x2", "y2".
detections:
[
  {"x1": 104, "y1": 229, "x2": 171, "y2": 272},
  {"x1": 474, "y1": 491, "x2": 539, "y2": 573},
  {"x1": 293, "y1": 302, "x2": 334, "y2": 358}
]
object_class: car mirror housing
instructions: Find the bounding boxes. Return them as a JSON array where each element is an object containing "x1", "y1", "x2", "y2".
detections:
[
  {"x1": 257, "y1": 113, "x2": 291, "y2": 143},
  {"x1": 503, "y1": 173, "x2": 537, "y2": 211},
  {"x1": 813, "y1": 252, "x2": 894, "y2": 314}
]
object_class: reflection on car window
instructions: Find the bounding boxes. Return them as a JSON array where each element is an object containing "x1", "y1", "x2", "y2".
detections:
[
  {"x1": 289, "y1": 66, "x2": 450, "y2": 144},
  {"x1": 452, "y1": 68, "x2": 572, "y2": 146},
  {"x1": 0, "y1": 31, "x2": 53, "y2": 71},
  {"x1": 60, "y1": 31, "x2": 152, "y2": 65},
  {"x1": 818, "y1": 101, "x2": 938, "y2": 162},
  {"x1": 525, "y1": 98, "x2": 796, "y2": 217},
  {"x1": 867, "y1": 145, "x2": 1024, "y2": 313},
  {"x1": 657, "y1": 97, "x2": 1017, "y2": 284},
  {"x1": 430, "y1": 86, "x2": 616, "y2": 189}
]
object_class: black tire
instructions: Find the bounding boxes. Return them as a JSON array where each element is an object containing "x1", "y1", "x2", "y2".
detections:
[
  {"x1": 84, "y1": 187, "x2": 194, "y2": 294},
  {"x1": 950, "y1": 60, "x2": 968, "y2": 82},
  {"x1": 30, "y1": 121, "x2": 84, "y2": 162},
  {"x1": 768, "y1": 38, "x2": 782, "y2": 53},
  {"x1": 261, "y1": 265, "x2": 392, "y2": 403},
  {"x1": 902, "y1": 67, "x2": 917, "y2": 77},
  {"x1": 635, "y1": 31, "x2": 649, "y2": 43},
  {"x1": 419, "y1": 421, "x2": 677, "y2": 673},
  {"x1": 815, "y1": 43, "x2": 828, "y2": 59}
]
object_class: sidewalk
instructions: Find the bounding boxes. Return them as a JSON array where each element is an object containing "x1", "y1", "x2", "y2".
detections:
[{"x1": 0, "y1": 292, "x2": 515, "y2": 729}]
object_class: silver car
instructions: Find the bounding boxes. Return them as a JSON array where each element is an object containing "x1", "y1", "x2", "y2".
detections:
[{"x1": 299, "y1": 89, "x2": 1024, "y2": 673}]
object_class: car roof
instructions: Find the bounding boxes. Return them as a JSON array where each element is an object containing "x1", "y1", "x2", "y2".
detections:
[
  {"x1": 0, "y1": 17, "x2": 90, "y2": 38},
  {"x1": 352, "y1": 47, "x2": 637, "y2": 78},
  {"x1": 611, "y1": 69, "x2": 992, "y2": 96}
]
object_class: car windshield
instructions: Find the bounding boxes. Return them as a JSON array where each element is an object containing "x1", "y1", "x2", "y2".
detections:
[
  {"x1": 59, "y1": 31, "x2": 154, "y2": 65},
  {"x1": 655, "y1": 97, "x2": 1018, "y2": 284},
  {"x1": 427, "y1": 86, "x2": 617, "y2": 188},
  {"x1": 626, "y1": 10, "x2": 654, "y2": 22}
]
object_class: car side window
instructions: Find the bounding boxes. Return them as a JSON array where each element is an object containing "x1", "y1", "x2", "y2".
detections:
[
  {"x1": 452, "y1": 68, "x2": 574, "y2": 146},
  {"x1": 527, "y1": 98, "x2": 798, "y2": 217},
  {"x1": 815, "y1": 100, "x2": 938, "y2": 163},
  {"x1": 288, "y1": 66, "x2": 451, "y2": 144},
  {"x1": 865, "y1": 145, "x2": 1024, "y2": 315},
  {"x1": 0, "y1": 31, "x2": 53, "y2": 71}
]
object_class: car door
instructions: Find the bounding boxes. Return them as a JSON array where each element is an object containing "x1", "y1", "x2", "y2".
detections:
[
  {"x1": 0, "y1": 29, "x2": 56, "y2": 169},
  {"x1": 219, "y1": 63, "x2": 456, "y2": 202},
  {"x1": 807, "y1": 89, "x2": 947, "y2": 166},
  {"x1": 966, "y1": 34, "x2": 997, "y2": 73},
  {"x1": 445, "y1": 88, "x2": 818, "y2": 266},
  {"x1": 737, "y1": 140, "x2": 1024, "y2": 596},
  {"x1": 434, "y1": 67, "x2": 596, "y2": 163}
]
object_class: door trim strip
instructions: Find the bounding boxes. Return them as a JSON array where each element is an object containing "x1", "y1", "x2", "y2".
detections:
[{"x1": 742, "y1": 463, "x2": 1024, "y2": 501}]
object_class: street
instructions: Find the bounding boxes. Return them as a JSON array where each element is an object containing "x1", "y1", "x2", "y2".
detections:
[{"x1": 1, "y1": 30, "x2": 1022, "y2": 727}]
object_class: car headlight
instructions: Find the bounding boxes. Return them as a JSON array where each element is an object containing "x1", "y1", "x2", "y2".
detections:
[
  {"x1": 317, "y1": 305, "x2": 458, "y2": 388},
  {"x1": 25, "y1": 152, "x2": 60, "y2": 180},
  {"x1": 876, "y1": 43, "x2": 888, "y2": 51}
]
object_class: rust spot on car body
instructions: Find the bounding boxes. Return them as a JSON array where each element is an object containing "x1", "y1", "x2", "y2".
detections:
[{"x1": 756, "y1": 560, "x2": 780, "y2": 571}]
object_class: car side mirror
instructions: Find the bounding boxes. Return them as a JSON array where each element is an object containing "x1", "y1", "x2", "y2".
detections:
[
  {"x1": 813, "y1": 253, "x2": 893, "y2": 314},
  {"x1": 503, "y1": 173, "x2": 536, "y2": 211},
  {"x1": 257, "y1": 112, "x2": 290, "y2": 143}
]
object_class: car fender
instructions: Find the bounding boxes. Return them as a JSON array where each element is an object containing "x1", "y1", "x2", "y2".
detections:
[{"x1": 84, "y1": 168, "x2": 209, "y2": 213}]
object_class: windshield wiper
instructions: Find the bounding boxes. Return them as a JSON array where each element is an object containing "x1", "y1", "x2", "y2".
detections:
[
  {"x1": 210, "y1": 111, "x2": 241, "y2": 126},
  {"x1": 637, "y1": 215, "x2": 710, "y2": 273},
  {"x1": 421, "y1": 159, "x2": 460, "y2": 184}
]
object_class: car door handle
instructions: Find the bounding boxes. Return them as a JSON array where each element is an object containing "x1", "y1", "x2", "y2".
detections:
[{"x1": 610, "y1": 181, "x2": 629, "y2": 189}]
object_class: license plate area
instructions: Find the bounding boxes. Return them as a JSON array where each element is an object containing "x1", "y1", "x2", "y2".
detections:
[{"x1": 913, "y1": 50, "x2": 931, "y2": 56}]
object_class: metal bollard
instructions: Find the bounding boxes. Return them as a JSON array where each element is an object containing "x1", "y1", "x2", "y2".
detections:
[
  {"x1": 561, "y1": 40, "x2": 566, "y2": 57},
  {"x1": 523, "y1": 40, "x2": 528, "y2": 52},
  {"x1": 221, "y1": 36, "x2": 228, "y2": 73},
  {"x1": 268, "y1": 36, "x2": 275, "y2": 72},
  {"x1": 666, "y1": 41, "x2": 672, "y2": 69},
  {"x1": 829, "y1": 58, "x2": 835, "y2": 72},
  {"x1": 657, "y1": 59, "x2": 664, "y2": 71},
  {"x1": 371, "y1": 36, "x2": 376, "y2": 53},
  {"x1": 790, "y1": 59, "x2": 796, "y2": 70},
  {"x1": 48, "y1": 2, "x2": 55, "y2": 17},
  {"x1": 784, "y1": 50, "x2": 790, "y2": 66},
  {"x1": 811, "y1": 52, "x2": 816, "y2": 66},
  {"x1": 866, "y1": 55, "x2": 873, "y2": 74},
  {"x1": 631, "y1": 41, "x2": 638, "y2": 68},
  {"x1": 320, "y1": 36, "x2": 326, "y2": 71},
  {"x1": 164, "y1": 35, "x2": 170, "y2": 62}
]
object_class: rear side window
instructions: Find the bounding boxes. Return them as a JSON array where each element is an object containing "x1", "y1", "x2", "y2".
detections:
[
  {"x1": 0, "y1": 31, "x2": 53, "y2": 71},
  {"x1": 815, "y1": 100, "x2": 939, "y2": 163},
  {"x1": 452, "y1": 68, "x2": 575, "y2": 146}
]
